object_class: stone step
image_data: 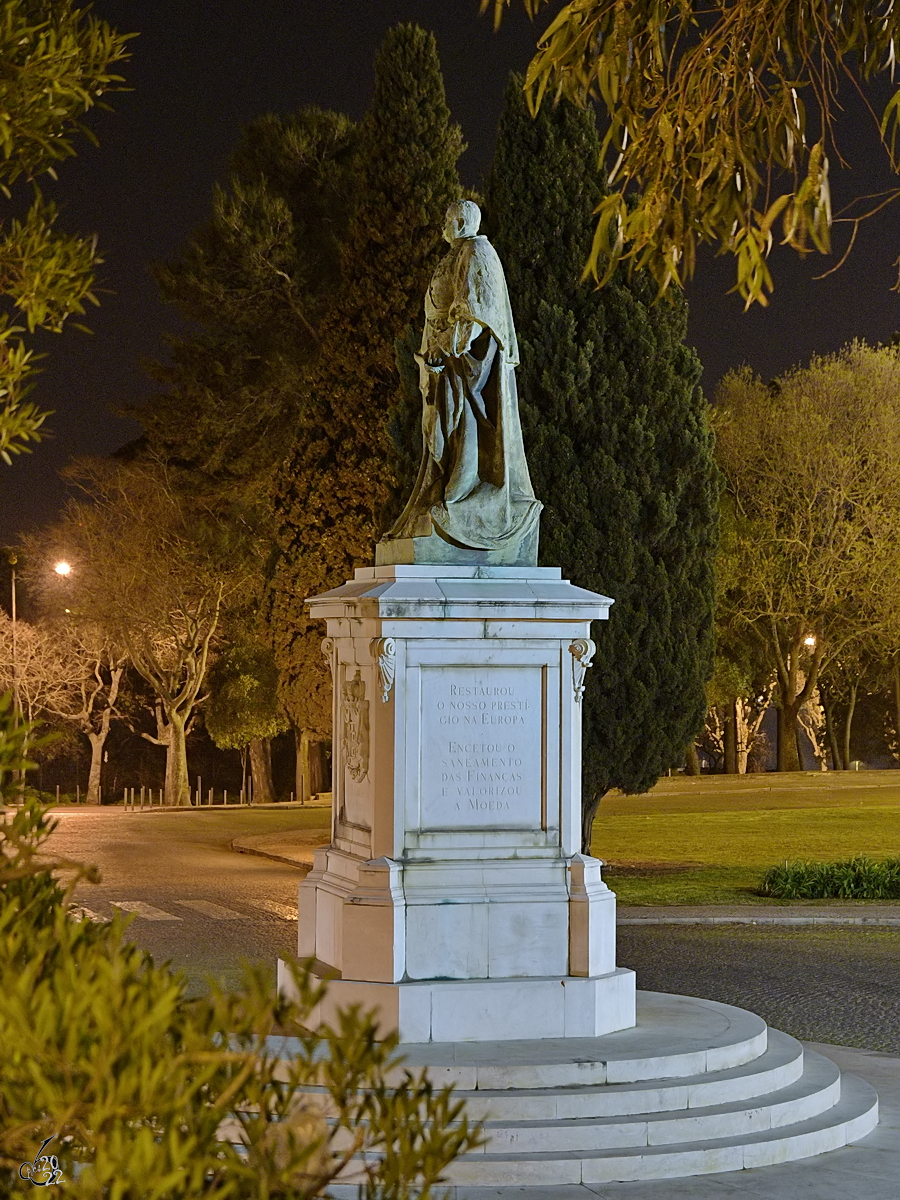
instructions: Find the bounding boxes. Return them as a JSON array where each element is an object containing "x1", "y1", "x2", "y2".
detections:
[
  {"x1": 474, "y1": 1049, "x2": 839, "y2": 1153},
  {"x1": 441, "y1": 1070, "x2": 879, "y2": 1187},
  {"x1": 456, "y1": 1027, "x2": 804, "y2": 1122},
  {"x1": 394, "y1": 992, "x2": 768, "y2": 1090}
]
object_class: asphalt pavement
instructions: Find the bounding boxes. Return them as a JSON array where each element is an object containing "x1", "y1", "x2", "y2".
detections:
[
  {"x1": 35, "y1": 807, "x2": 900, "y2": 1050},
  {"x1": 23, "y1": 806, "x2": 900, "y2": 1198},
  {"x1": 39, "y1": 807, "x2": 308, "y2": 994}
]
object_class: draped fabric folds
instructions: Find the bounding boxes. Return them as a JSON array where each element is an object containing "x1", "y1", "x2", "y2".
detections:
[{"x1": 386, "y1": 234, "x2": 541, "y2": 552}]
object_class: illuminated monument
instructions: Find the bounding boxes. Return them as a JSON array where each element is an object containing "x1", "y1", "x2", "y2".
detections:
[{"x1": 281, "y1": 202, "x2": 877, "y2": 1186}]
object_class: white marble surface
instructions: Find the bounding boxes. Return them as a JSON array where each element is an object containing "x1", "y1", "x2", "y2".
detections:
[
  {"x1": 274, "y1": 993, "x2": 882, "y2": 1194},
  {"x1": 295, "y1": 566, "x2": 634, "y2": 1042},
  {"x1": 295, "y1": 968, "x2": 637, "y2": 1043},
  {"x1": 420, "y1": 662, "x2": 543, "y2": 831}
]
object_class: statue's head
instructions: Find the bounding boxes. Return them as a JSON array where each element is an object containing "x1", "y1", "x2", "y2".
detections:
[{"x1": 443, "y1": 200, "x2": 481, "y2": 243}]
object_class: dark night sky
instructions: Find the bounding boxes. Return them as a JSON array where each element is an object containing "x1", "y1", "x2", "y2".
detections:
[{"x1": 4, "y1": 0, "x2": 900, "y2": 542}]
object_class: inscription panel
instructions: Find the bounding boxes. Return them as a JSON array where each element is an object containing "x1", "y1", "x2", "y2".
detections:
[{"x1": 419, "y1": 666, "x2": 543, "y2": 829}]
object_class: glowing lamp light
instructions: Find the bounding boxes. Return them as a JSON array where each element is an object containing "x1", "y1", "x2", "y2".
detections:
[
  {"x1": 803, "y1": 634, "x2": 817, "y2": 648},
  {"x1": 54, "y1": 561, "x2": 71, "y2": 576}
]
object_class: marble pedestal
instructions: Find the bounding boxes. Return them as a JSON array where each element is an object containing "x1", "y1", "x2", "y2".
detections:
[{"x1": 281, "y1": 565, "x2": 636, "y2": 1043}]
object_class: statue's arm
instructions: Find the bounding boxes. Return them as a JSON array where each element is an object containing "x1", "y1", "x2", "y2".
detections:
[{"x1": 449, "y1": 301, "x2": 478, "y2": 356}]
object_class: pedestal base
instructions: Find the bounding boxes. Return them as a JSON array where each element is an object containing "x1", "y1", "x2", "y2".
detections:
[
  {"x1": 299, "y1": 565, "x2": 632, "y2": 1046},
  {"x1": 278, "y1": 961, "x2": 636, "y2": 1043},
  {"x1": 269, "y1": 992, "x2": 879, "y2": 1191},
  {"x1": 375, "y1": 524, "x2": 539, "y2": 567}
]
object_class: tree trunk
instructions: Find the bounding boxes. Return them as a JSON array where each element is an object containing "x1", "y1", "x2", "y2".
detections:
[
  {"x1": 86, "y1": 731, "x2": 106, "y2": 804},
  {"x1": 311, "y1": 738, "x2": 330, "y2": 794},
  {"x1": 296, "y1": 728, "x2": 312, "y2": 802},
  {"x1": 777, "y1": 704, "x2": 803, "y2": 772},
  {"x1": 893, "y1": 657, "x2": 900, "y2": 763},
  {"x1": 842, "y1": 682, "x2": 859, "y2": 772},
  {"x1": 735, "y1": 697, "x2": 750, "y2": 773},
  {"x1": 581, "y1": 788, "x2": 607, "y2": 855},
  {"x1": 249, "y1": 737, "x2": 275, "y2": 805},
  {"x1": 165, "y1": 714, "x2": 190, "y2": 806},
  {"x1": 684, "y1": 742, "x2": 701, "y2": 775},
  {"x1": 297, "y1": 730, "x2": 330, "y2": 801},
  {"x1": 300, "y1": 724, "x2": 309, "y2": 801},
  {"x1": 820, "y1": 687, "x2": 843, "y2": 770},
  {"x1": 723, "y1": 700, "x2": 738, "y2": 774}
]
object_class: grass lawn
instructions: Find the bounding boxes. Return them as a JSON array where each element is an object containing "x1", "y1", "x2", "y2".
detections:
[
  {"x1": 97, "y1": 775, "x2": 900, "y2": 908},
  {"x1": 591, "y1": 771, "x2": 900, "y2": 905}
]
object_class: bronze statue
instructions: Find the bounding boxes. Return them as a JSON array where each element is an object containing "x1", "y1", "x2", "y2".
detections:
[{"x1": 380, "y1": 200, "x2": 541, "y2": 565}]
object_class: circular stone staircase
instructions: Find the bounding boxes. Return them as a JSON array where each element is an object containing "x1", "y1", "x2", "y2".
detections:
[{"x1": 322, "y1": 990, "x2": 879, "y2": 1192}]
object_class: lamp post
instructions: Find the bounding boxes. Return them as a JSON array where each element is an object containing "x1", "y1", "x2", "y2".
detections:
[
  {"x1": 7, "y1": 549, "x2": 19, "y2": 724},
  {"x1": 5, "y1": 549, "x2": 21, "y2": 802}
]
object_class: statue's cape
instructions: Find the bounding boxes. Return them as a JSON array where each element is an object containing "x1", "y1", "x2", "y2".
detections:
[{"x1": 425, "y1": 235, "x2": 519, "y2": 365}]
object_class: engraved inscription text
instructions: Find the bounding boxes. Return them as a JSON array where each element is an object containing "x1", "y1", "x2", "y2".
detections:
[{"x1": 419, "y1": 667, "x2": 542, "y2": 829}]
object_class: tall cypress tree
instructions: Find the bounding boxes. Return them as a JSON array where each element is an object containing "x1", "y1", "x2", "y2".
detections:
[
  {"x1": 487, "y1": 79, "x2": 719, "y2": 850},
  {"x1": 267, "y1": 25, "x2": 463, "y2": 735}
]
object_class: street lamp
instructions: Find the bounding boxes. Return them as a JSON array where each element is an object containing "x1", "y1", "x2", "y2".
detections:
[
  {"x1": 54, "y1": 561, "x2": 71, "y2": 576},
  {"x1": 803, "y1": 634, "x2": 817, "y2": 649},
  {"x1": 6, "y1": 550, "x2": 18, "y2": 717},
  {"x1": 5, "y1": 549, "x2": 21, "y2": 803}
]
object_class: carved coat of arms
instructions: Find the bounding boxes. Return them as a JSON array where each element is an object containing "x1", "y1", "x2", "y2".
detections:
[{"x1": 341, "y1": 670, "x2": 369, "y2": 782}]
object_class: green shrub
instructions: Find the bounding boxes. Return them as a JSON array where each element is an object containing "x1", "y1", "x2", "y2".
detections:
[
  {"x1": 0, "y1": 796, "x2": 483, "y2": 1197},
  {"x1": 759, "y1": 855, "x2": 900, "y2": 900}
]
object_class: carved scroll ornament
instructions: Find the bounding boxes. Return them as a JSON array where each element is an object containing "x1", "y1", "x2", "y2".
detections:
[
  {"x1": 569, "y1": 637, "x2": 596, "y2": 703},
  {"x1": 371, "y1": 637, "x2": 396, "y2": 703},
  {"x1": 321, "y1": 637, "x2": 335, "y2": 678}
]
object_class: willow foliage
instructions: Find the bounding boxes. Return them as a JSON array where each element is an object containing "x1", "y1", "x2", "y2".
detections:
[
  {"x1": 0, "y1": 799, "x2": 483, "y2": 1197},
  {"x1": 0, "y1": 1, "x2": 131, "y2": 459},
  {"x1": 487, "y1": 0, "x2": 900, "y2": 306}
]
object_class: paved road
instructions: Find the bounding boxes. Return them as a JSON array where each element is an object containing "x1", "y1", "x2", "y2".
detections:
[
  {"x1": 42, "y1": 808, "x2": 309, "y2": 995},
  {"x1": 38, "y1": 809, "x2": 900, "y2": 1053},
  {"x1": 618, "y1": 923, "x2": 900, "y2": 1053}
]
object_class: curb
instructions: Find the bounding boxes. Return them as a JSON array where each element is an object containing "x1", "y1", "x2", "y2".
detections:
[
  {"x1": 619, "y1": 915, "x2": 900, "y2": 927},
  {"x1": 230, "y1": 839, "x2": 314, "y2": 869},
  {"x1": 227, "y1": 842, "x2": 900, "y2": 925}
]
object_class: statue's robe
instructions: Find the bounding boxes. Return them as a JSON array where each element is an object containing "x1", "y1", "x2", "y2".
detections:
[{"x1": 386, "y1": 235, "x2": 541, "y2": 552}]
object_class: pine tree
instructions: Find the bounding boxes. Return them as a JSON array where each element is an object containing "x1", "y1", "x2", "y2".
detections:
[
  {"x1": 136, "y1": 109, "x2": 357, "y2": 798},
  {"x1": 487, "y1": 79, "x2": 719, "y2": 850},
  {"x1": 267, "y1": 25, "x2": 463, "y2": 735},
  {"x1": 140, "y1": 108, "x2": 356, "y2": 487}
]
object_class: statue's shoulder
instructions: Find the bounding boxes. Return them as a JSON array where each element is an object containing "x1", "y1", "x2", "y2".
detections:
[{"x1": 466, "y1": 235, "x2": 503, "y2": 274}]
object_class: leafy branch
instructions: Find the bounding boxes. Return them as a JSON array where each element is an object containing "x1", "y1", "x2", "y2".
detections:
[{"x1": 486, "y1": 0, "x2": 900, "y2": 305}]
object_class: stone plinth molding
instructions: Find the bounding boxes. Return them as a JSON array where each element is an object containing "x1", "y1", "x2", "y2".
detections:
[{"x1": 288, "y1": 565, "x2": 636, "y2": 1042}]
